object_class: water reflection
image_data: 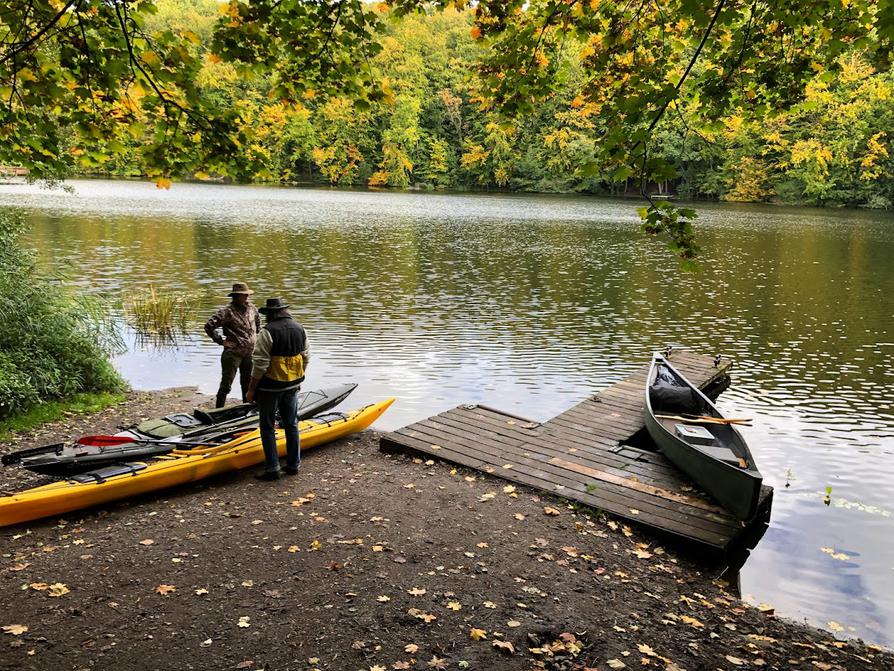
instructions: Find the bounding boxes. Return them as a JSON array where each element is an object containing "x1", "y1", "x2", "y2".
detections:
[{"x1": 1, "y1": 179, "x2": 892, "y2": 645}]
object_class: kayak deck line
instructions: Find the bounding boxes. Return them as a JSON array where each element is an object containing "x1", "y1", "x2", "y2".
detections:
[{"x1": 381, "y1": 352, "x2": 773, "y2": 553}]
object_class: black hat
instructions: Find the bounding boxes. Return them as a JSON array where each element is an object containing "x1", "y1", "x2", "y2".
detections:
[{"x1": 259, "y1": 297, "x2": 289, "y2": 314}]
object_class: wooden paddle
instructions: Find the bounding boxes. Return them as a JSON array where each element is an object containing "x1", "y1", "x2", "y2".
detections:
[{"x1": 654, "y1": 414, "x2": 752, "y2": 426}]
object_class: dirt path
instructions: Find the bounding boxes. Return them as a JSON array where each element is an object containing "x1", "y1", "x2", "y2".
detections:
[{"x1": 1, "y1": 390, "x2": 891, "y2": 671}]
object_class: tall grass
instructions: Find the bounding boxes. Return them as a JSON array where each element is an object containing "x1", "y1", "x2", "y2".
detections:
[
  {"x1": 123, "y1": 285, "x2": 199, "y2": 336},
  {"x1": 0, "y1": 210, "x2": 125, "y2": 419}
]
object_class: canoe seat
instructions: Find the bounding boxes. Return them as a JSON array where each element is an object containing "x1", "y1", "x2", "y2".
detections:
[{"x1": 693, "y1": 444, "x2": 741, "y2": 466}]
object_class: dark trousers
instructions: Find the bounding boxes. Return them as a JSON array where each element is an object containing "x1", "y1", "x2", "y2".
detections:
[
  {"x1": 216, "y1": 349, "x2": 252, "y2": 408},
  {"x1": 257, "y1": 387, "x2": 300, "y2": 474}
]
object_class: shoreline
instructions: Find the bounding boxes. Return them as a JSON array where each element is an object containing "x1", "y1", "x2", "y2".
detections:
[{"x1": 0, "y1": 388, "x2": 891, "y2": 669}]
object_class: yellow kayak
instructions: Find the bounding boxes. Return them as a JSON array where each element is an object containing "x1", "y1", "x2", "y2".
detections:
[{"x1": 0, "y1": 399, "x2": 394, "y2": 528}]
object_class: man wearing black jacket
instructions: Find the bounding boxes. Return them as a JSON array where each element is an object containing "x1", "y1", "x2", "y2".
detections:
[{"x1": 246, "y1": 298, "x2": 310, "y2": 480}]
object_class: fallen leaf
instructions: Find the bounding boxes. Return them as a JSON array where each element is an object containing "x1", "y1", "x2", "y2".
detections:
[
  {"x1": 827, "y1": 621, "x2": 844, "y2": 632},
  {"x1": 543, "y1": 506, "x2": 560, "y2": 516},
  {"x1": 47, "y1": 583, "x2": 69, "y2": 597},
  {"x1": 507, "y1": 620, "x2": 521, "y2": 628},
  {"x1": 288, "y1": 545, "x2": 300, "y2": 553},
  {"x1": 370, "y1": 666, "x2": 386, "y2": 671},
  {"x1": 309, "y1": 540, "x2": 322, "y2": 551},
  {"x1": 237, "y1": 616, "x2": 250, "y2": 628},
  {"x1": 241, "y1": 580, "x2": 254, "y2": 587},
  {"x1": 492, "y1": 640, "x2": 515, "y2": 654},
  {"x1": 483, "y1": 601, "x2": 497, "y2": 609},
  {"x1": 2, "y1": 625, "x2": 28, "y2": 636},
  {"x1": 637, "y1": 644, "x2": 656, "y2": 657},
  {"x1": 200, "y1": 639, "x2": 212, "y2": 647},
  {"x1": 470, "y1": 628, "x2": 487, "y2": 641},
  {"x1": 392, "y1": 663, "x2": 411, "y2": 670},
  {"x1": 29, "y1": 583, "x2": 49, "y2": 591},
  {"x1": 155, "y1": 584, "x2": 175, "y2": 596},
  {"x1": 408, "y1": 608, "x2": 436, "y2": 623},
  {"x1": 503, "y1": 485, "x2": 516, "y2": 494},
  {"x1": 633, "y1": 549, "x2": 653, "y2": 559},
  {"x1": 447, "y1": 601, "x2": 462, "y2": 611},
  {"x1": 405, "y1": 644, "x2": 419, "y2": 654},
  {"x1": 680, "y1": 615, "x2": 704, "y2": 629},
  {"x1": 408, "y1": 587, "x2": 427, "y2": 596},
  {"x1": 372, "y1": 545, "x2": 385, "y2": 552},
  {"x1": 427, "y1": 656, "x2": 448, "y2": 669},
  {"x1": 235, "y1": 662, "x2": 253, "y2": 670},
  {"x1": 607, "y1": 660, "x2": 626, "y2": 670},
  {"x1": 139, "y1": 539, "x2": 154, "y2": 546},
  {"x1": 195, "y1": 588, "x2": 209, "y2": 595},
  {"x1": 725, "y1": 656, "x2": 745, "y2": 666},
  {"x1": 513, "y1": 513, "x2": 525, "y2": 520},
  {"x1": 9, "y1": 563, "x2": 30, "y2": 571}
]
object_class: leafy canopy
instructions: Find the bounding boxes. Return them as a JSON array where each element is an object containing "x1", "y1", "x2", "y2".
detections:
[{"x1": 1, "y1": 0, "x2": 892, "y2": 253}]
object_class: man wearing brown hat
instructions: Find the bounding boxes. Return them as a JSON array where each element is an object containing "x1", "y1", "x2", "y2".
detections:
[{"x1": 204, "y1": 282, "x2": 261, "y2": 408}]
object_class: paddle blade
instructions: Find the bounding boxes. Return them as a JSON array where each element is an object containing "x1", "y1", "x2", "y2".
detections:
[{"x1": 77, "y1": 435, "x2": 138, "y2": 447}]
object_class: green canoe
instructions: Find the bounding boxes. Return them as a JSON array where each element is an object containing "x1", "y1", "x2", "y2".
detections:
[{"x1": 643, "y1": 353, "x2": 762, "y2": 521}]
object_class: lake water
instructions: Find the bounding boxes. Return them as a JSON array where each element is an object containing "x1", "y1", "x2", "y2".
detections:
[{"x1": 1, "y1": 179, "x2": 892, "y2": 646}]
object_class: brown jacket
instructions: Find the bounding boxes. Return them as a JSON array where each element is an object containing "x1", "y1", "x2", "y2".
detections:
[{"x1": 204, "y1": 302, "x2": 261, "y2": 356}]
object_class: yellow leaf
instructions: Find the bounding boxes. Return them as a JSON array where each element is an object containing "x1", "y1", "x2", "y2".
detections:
[
  {"x1": 470, "y1": 628, "x2": 487, "y2": 640},
  {"x1": 405, "y1": 644, "x2": 419, "y2": 653},
  {"x1": 195, "y1": 588, "x2": 209, "y2": 595},
  {"x1": 30, "y1": 583, "x2": 49, "y2": 591},
  {"x1": 155, "y1": 584, "x2": 175, "y2": 595},
  {"x1": 2, "y1": 624, "x2": 28, "y2": 635},
  {"x1": 680, "y1": 615, "x2": 704, "y2": 629},
  {"x1": 543, "y1": 506, "x2": 560, "y2": 516},
  {"x1": 154, "y1": 178, "x2": 171, "y2": 190},
  {"x1": 47, "y1": 583, "x2": 69, "y2": 597},
  {"x1": 447, "y1": 601, "x2": 462, "y2": 611},
  {"x1": 237, "y1": 616, "x2": 251, "y2": 628},
  {"x1": 309, "y1": 540, "x2": 322, "y2": 551}
]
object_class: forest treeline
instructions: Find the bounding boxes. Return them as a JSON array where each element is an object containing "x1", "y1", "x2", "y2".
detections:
[{"x1": 95, "y1": 0, "x2": 894, "y2": 209}]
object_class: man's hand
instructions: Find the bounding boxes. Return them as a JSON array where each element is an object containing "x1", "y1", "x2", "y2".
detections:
[{"x1": 246, "y1": 377, "x2": 259, "y2": 404}]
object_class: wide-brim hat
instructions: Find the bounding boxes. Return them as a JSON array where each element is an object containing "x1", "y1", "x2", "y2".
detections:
[
  {"x1": 259, "y1": 297, "x2": 289, "y2": 314},
  {"x1": 228, "y1": 282, "x2": 254, "y2": 297}
]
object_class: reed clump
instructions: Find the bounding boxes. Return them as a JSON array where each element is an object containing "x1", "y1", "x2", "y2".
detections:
[{"x1": 124, "y1": 285, "x2": 198, "y2": 336}]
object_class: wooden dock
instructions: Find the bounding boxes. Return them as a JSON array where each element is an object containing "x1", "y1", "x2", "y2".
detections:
[{"x1": 380, "y1": 351, "x2": 772, "y2": 550}]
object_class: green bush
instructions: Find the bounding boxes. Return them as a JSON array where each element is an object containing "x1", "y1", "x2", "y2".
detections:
[{"x1": 0, "y1": 210, "x2": 125, "y2": 419}]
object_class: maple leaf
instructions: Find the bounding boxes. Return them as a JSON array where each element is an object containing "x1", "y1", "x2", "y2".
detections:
[
  {"x1": 470, "y1": 628, "x2": 487, "y2": 640},
  {"x1": 372, "y1": 545, "x2": 385, "y2": 552},
  {"x1": 427, "y1": 655, "x2": 448, "y2": 669},
  {"x1": 370, "y1": 665, "x2": 387, "y2": 671},
  {"x1": 827, "y1": 621, "x2": 844, "y2": 632},
  {"x1": 479, "y1": 492, "x2": 496, "y2": 502},
  {"x1": 408, "y1": 608, "x2": 437, "y2": 623},
  {"x1": 392, "y1": 662, "x2": 411, "y2": 670},
  {"x1": 155, "y1": 584, "x2": 176, "y2": 595},
  {"x1": 447, "y1": 601, "x2": 462, "y2": 611},
  {"x1": 502, "y1": 485, "x2": 516, "y2": 494},
  {"x1": 680, "y1": 615, "x2": 704, "y2": 629},
  {"x1": 9, "y1": 562, "x2": 30, "y2": 571},
  {"x1": 195, "y1": 588, "x2": 209, "y2": 595},
  {"x1": 47, "y1": 583, "x2": 69, "y2": 597},
  {"x1": 29, "y1": 583, "x2": 49, "y2": 591},
  {"x1": 2, "y1": 624, "x2": 28, "y2": 635},
  {"x1": 543, "y1": 506, "x2": 560, "y2": 516},
  {"x1": 637, "y1": 644, "x2": 656, "y2": 657},
  {"x1": 237, "y1": 616, "x2": 251, "y2": 628},
  {"x1": 309, "y1": 540, "x2": 322, "y2": 551},
  {"x1": 408, "y1": 587, "x2": 427, "y2": 596},
  {"x1": 633, "y1": 549, "x2": 653, "y2": 559},
  {"x1": 288, "y1": 545, "x2": 300, "y2": 553},
  {"x1": 405, "y1": 644, "x2": 419, "y2": 653},
  {"x1": 376, "y1": 595, "x2": 391, "y2": 602},
  {"x1": 483, "y1": 601, "x2": 497, "y2": 609},
  {"x1": 607, "y1": 521, "x2": 619, "y2": 531},
  {"x1": 492, "y1": 640, "x2": 515, "y2": 654}
]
